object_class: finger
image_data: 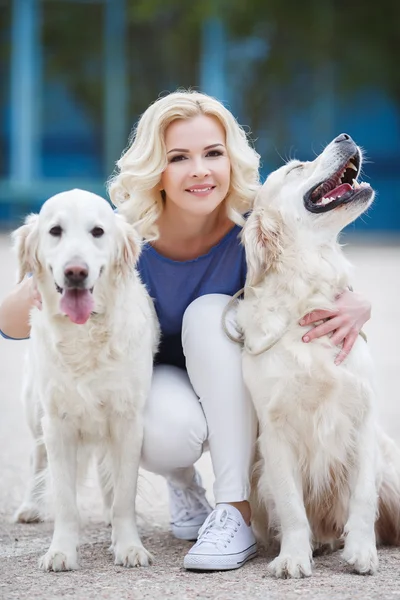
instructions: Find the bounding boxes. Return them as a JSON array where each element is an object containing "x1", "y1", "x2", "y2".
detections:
[
  {"x1": 299, "y1": 309, "x2": 336, "y2": 326},
  {"x1": 335, "y1": 331, "x2": 358, "y2": 365},
  {"x1": 330, "y1": 325, "x2": 357, "y2": 346},
  {"x1": 302, "y1": 316, "x2": 343, "y2": 342}
]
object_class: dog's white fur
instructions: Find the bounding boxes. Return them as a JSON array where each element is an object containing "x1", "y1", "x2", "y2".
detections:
[
  {"x1": 237, "y1": 137, "x2": 400, "y2": 578},
  {"x1": 13, "y1": 189, "x2": 159, "y2": 572}
]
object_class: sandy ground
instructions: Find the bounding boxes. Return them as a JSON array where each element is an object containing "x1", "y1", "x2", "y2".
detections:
[{"x1": 0, "y1": 233, "x2": 400, "y2": 600}]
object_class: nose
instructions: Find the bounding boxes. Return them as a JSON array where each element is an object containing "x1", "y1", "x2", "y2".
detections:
[
  {"x1": 334, "y1": 133, "x2": 353, "y2": 144},
  {"x1": 191, "y1": 157, "x2": 210, "y2": 178},
  {"x1": 64, "y1": 262, "x2": 89, "y2": 287}
]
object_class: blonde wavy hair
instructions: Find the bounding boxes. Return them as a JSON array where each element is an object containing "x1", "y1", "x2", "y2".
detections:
[{"x1": 107, "y1": 90, "x2": 261, "y2": 241}]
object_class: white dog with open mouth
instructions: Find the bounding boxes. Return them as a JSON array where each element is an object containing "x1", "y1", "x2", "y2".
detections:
[
  {"x1": 237, "y1": 134, "x2": 400, "y2": 578},
  {"x1": 13, "y1": 189, "x2": 159, "y2": 572}
]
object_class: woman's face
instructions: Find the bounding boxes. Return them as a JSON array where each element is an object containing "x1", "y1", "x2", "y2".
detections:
[{"x1": 160, "y1": 115, "x2": 231, "y2": 217}]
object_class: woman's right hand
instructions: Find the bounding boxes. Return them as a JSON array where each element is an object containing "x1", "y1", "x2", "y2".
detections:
[{"x1": 0, "y1": 276, "x2": 39, "y2": 339}]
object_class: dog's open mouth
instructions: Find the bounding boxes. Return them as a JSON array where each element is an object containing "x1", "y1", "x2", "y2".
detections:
[
  {"x1": 55, "y1": 284, "x2": 94, "y2": 325},
  {"x1": 304, "y1": 150, "x2": 372, "y2": 213}
]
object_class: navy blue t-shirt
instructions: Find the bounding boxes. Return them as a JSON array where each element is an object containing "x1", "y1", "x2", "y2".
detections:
[{"x1": 137, "y1": 224, "x2": 246, "y2": 369}]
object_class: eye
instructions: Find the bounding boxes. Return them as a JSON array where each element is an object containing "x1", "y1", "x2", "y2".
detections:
[
  {"x1": 206, "y1": 150, "x2": 223, "y2": 158},
  {"x1": 169, "y1": 154, "x2": 186, "y2": 163},
  {"x1": 91, "y1": 226, "x2": 104, "y2": 238},
  {"x1": 287, "y1": 163, "x2": 304, "y2": 175},
  {"x1": 49, "y1": 225, "x2": 62, "y2": 237}
]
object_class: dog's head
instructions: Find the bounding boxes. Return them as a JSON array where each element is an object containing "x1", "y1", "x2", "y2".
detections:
[
  {"x1": 243, "y1": 134, "x2": 375, "y2": 284},
  {"x1": 13, "y1": 189, "x2": 141, "y2": 325}
]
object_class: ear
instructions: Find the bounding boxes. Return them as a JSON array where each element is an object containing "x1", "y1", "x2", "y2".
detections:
[
  {"x1": 115, "y1": 214, "x2": 142, "y2": 275},
  {"x1": 12, "y1": 214, "x2": 40, "y2": 283},
  {"x1": 242, "y1": 206, "x2": 282, "y2": 286}
]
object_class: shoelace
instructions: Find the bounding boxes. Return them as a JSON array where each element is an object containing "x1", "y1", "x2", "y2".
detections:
[
  {"x1": 169, "y1": 479, "x2": 211, "y2": 523},
  {"x1": 196, "y1": 508, "x2": 241, "y2": 550}
]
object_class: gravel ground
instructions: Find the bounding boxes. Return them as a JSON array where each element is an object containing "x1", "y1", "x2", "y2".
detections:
[{"x1": 0, "y1": 234, "x2": 400, "y2": 600}]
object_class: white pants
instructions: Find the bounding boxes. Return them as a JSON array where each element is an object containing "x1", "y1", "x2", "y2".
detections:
[{"x1": 141, "y1": 294, "x2": 257, "y2": 504}]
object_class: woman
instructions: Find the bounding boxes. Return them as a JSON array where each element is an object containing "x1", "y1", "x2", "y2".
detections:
[{"x1": 0, "y1": 90, "x2": 371, "y2": 571}]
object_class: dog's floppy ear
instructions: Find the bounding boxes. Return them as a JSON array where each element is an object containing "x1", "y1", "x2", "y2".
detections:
[
  {"x1": 242, "y1": 206, "x2": 282, "y2": 286},
  {"x1": 12, "y1": 214, "x2": 40, "y2": 283},
  {"x1": 115, "y1": 214, "x2": 142, "y2": 275}
]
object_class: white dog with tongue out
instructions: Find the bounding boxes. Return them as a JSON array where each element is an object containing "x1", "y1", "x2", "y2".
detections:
[{"x1": 12, "y1": 189, "x2": 159, "y2": 572}]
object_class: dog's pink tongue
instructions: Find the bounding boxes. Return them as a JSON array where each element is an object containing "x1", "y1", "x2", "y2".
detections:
[
  {"x1": 322, "y1": 183, "x2": 352, "y2": 200},
  {"x1": 60, "y1": 289, "x2": 94, "y2": 324}
]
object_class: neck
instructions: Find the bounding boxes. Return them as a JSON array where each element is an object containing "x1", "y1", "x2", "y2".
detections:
[
  {"x1": 152, "y1": 202, "x2": 234, "y2": 261},
  {"x1": 157, "y1": 202, "x2": 229, "y2": 242},
  {"x1": 273, "y1": 237, "x2": 350, "y2": 302}
]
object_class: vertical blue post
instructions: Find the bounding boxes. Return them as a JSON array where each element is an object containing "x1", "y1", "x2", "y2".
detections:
[
  {"x1": 103, "y1": 0, "x2": 128, "y2": 178},
  {"x1": 10, "y1": 0, "x2": 41, "y2": 184},
  {"x1": 199, "y1": 18, "x2": 228, "y2": 105}
]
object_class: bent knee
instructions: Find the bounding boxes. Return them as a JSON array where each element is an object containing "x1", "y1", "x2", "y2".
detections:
[
  {"x1": 141, "y1": 411, "x2": 206, "y2": 474},
  {"x1": 183, "y1": 294, "x2": 231, "y2": 328},
  {"x1": 141, "y1": 368, "x2": 207, "y2": 474}
]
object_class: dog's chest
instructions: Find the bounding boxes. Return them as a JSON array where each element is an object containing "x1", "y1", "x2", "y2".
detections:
[
  {"x1": 31, "y1": 322, "x2": 150, "y2": 438},
  {"x1": 41, "y1": 369, "x2": 145, "y2": 439}
]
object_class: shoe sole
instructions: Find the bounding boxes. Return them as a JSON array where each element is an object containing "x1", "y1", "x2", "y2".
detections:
[{"x1": 183, "y1": 544, "x2": 258, "y2": 571}]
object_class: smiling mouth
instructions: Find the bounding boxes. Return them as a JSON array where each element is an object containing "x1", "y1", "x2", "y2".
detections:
[
  {"x1": 186, "y1": 186, "x2": 216, "y2": 193},
  {"x1": 304, "y1": 150, "x2": 372, "y2": 213}
]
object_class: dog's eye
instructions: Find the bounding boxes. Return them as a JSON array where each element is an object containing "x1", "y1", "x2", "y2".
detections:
[
  {"x1": 287, "y1": 163, "x2": 303, "y2": 174},
  {"x1": 91, "y1": 226, "x2": 104, "y2": 238},
  {"x1": 49, "y1": 225, "x2": 62, "y2": 237}
]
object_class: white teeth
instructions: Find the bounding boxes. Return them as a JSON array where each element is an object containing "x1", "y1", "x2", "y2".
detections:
[
  {"x1": 189, "y1": 187, "x2": 212, "y2": 192},
  {"x1": 348, "y1": 161, "x2": 358, "y2": 171},
  {"x1": 352, "y1": 180, "x2": 370, "y2": 189},
  {"x1": 319, "y1": 196, "x2": 336, "y2": 205}
]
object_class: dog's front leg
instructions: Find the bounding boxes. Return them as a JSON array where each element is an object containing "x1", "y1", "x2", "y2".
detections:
[
  {"x1": 258, "y1": 428, "x2": 313, "y2": 578},
  {"x1": 14, "y1": 438, "x2": 47, "y2": 523},
  {"x1": 342, "y1": 415, "x2": 379, "y2": 575},
  {"x1": 39, "y1": 415, "x2": 79, "y2": 572},
  {"x1": 110, "y1": 415, "x2": 152, "y2": 567}
]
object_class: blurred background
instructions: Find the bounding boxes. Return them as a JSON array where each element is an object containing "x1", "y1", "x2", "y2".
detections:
[{"x1": 0, "y1": 0, "x2": 399, "y2": 237}]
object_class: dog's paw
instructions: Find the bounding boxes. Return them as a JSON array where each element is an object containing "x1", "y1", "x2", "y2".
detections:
[
  {"x1": 114, "y1": 544, "x2": 153, "y2": 568},
  {"x1": 39, "y1": 549, "x2": 79, "y2": 572},
  {"x1": 342, "y1": 534, "x2": 378, "y2": 575},
  {"x1": 13, "y1": 502, "x2": 42, "y2": 524},
  {"x1": 268, "y1": 553, "x2": 313, "y2": 579}
]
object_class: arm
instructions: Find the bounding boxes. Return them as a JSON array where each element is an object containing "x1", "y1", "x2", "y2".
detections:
[
  {"x1": 299, "y1": 290, "x2": 371, "y2": 365},
  {"x1": 0, "y1": 277, "x2": 40, "y2": 339}
]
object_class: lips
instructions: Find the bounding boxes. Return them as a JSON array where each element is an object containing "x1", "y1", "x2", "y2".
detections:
[{"x1": 185, "y1": 185, "x2": 216, "y2": 193}]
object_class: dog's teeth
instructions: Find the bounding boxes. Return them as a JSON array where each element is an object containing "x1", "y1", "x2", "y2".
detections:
[{"x1": 320, "y1": 197, "x2": 334, "y2": 205}]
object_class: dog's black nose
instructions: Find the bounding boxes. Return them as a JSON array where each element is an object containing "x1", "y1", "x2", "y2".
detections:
[
  {"x1": 334, "y1": 133, "x2": 353, "y2": 144},
  {"x1": 64, "y1": 263, "x2": 89, "y2": 287}
]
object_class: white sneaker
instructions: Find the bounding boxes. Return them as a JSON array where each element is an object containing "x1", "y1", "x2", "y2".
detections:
[
  {"x1": 168, "y1": 471, "x2": 213, "y2": 541},
  {"x1": 183, "y1": 503, "x2": 258, "y2": 571}
]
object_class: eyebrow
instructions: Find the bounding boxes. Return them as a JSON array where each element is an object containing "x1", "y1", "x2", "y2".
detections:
[{"x1": 167, "y1": 143, "x2": 225, "y2": 154}]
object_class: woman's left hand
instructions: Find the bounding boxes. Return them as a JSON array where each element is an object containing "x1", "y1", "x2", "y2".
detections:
[{"x1": 299, "y1": 290, "x2": 371, "y2": 366}]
